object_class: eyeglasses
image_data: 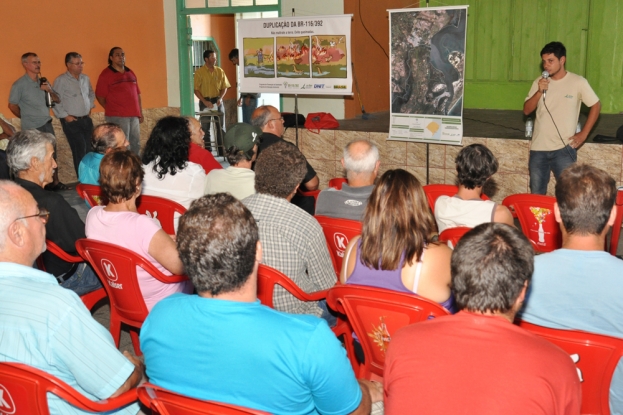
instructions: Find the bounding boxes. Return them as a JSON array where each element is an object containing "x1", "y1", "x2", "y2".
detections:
[
  {"x1": 268, "y1": 117, "x2": 284, "y2": 123},
  {"x1": 14, "y1": 208, "x2": 50, "y2": 225},
  {"x1": 69, "y1": 61, "x2": 85, "y2": 66}
]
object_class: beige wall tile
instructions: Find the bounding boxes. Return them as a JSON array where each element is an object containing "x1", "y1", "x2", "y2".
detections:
[
  {"x1": 301, "y1": 129, "x2": 335, "y2": 161},
  {"x1": 406, "y1": 142, "x2": 427, "y2": 168},
  {"x1": 578, "y1": 143, "x2": 623, "y2": 182},
  {"x1": 486, "y1": 138, "x2": 530, "y2": 175},
  {"x1": 429, "y1": 144, "x2": 446, "y2": 168},
  {"x1": 462, "y1": 137, "x2": 488, "y2": 146},
  {"x1": 487, "y1": 173, "x2": 529, "y2": 203},
  {"x1": 405, "y1": 166, "x2": 427, "y2": 183},
  {"x1": 307, "y1": 158, "x2": 336, "y2": 189}
]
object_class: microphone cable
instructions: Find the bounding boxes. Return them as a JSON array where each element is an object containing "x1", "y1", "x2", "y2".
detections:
[{"x1": 542, "y1": 95, "x2": 577, "y2": 162}]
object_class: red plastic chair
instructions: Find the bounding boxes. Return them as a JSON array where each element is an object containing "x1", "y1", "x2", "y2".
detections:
[
  {"x1": 314, "y1": 215, "x2": 362, "y2": 278},
  {"x1": 518, "y1": 321, "x2": 623, "y2": 415},
  {"x1": 137, "y1": 383, "x2": 270, "y2": 415},
  {"x1": 0, "y1": 362, "x2": 137, "y2": 415},
  {"x1": 328, "y1": 177, "x2": 348, "y2": 190},
  {"x1": 76, "y1": 183, "x2": 106, "y2": 206},
  {"x1": 136, "y1": 195, "x2": 187, "y2": 235},
  {"x1": 326, "y1": 284, "x2": 450, "y2": 380},
  {"x1": 423, "y1": 184, "x2": 489, "y2": 213},
  {"x1": 502, "y1": 194, "x2": 562, "y2": 253},
  {"x1": 438, "y1": 226, "x2": 471, "y2": 249},
  {"x1": 35, "y1": 239, "x2": 108, "y2": 312},
  {"x1": 256, "y1": 264, "x2": 329, "y2": 309},
  {"x1": 607, "y1": 188, "x2": 623, "y2": 256},
  {"x1": 76, "y1": 239, "x2": 189, "y2": 356}
]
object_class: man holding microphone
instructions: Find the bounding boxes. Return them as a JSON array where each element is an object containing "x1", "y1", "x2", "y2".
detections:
[{"x1": 523, "y1": 41, "x2": 600, "y2": 194}]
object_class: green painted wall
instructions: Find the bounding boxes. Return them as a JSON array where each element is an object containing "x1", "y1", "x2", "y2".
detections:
[{"x1": 440, "y1": 0, "x2": 623, "y2": 113}]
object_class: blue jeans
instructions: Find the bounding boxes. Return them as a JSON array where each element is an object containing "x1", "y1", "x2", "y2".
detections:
[
  {"x1": 529, "y1": 145, "x2": 577, "y2": 194},
  {"x1": 318, "y1": 299, "x2": 338, "y2": 327},
  {"x1": 60, "y1": 263, "x2": 103, "y2": 296},
  {"x1": 241, "y1": 96, "x2": 258, "y2": 124}
]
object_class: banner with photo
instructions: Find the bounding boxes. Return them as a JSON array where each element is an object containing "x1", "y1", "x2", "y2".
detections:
[
  {"x1": 237, "y1": 15, "x2": 352, "y2": 95},
  {"x1": 388, "y1": 6, "x2": 468, "y2": 145}
]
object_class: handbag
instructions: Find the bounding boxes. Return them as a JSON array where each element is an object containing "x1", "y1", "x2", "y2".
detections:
[{"x1": 304, "y1": 112, "x2": 340, "y2": 134}]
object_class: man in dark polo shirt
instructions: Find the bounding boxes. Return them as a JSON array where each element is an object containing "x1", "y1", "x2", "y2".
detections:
[
  {"x1": 8, "y1": 52, "x2": 65, "y2": 190},
  {"x1": 96, "y1": 47, "x2": 143, "y2": 155},
  {"x1": 251, "y1": 105, "x2": 318, "y2": 214},
  {"x1": 6, "y1": 129, "x2": 101, "y2": 295}
]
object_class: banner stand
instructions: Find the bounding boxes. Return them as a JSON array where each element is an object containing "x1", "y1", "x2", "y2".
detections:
[{"x1": 294, "y1": 94, "x2": 299, "y2": 148}]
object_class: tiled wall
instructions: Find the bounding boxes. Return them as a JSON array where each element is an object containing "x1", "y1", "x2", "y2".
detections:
[{"x1": 283, "y1": 128, "x2": 623, "y2": 203}]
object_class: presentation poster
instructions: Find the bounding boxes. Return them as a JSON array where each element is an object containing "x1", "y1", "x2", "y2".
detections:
[
  {"x1": 237, "y1": 15, "x2": 352, "y2": 95},
  {"x1": 388, "y1": 6, "x2": 468, "y2": 145}
]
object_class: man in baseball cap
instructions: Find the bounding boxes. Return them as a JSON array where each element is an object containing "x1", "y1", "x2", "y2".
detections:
[{"x1": 204, "y1": 122, "x2": 262, "y2": 200}]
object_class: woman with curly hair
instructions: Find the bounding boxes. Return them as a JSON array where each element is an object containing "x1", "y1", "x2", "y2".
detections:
[
  {"x1": 341, "y1": 169, "x2": 454, "y2": 312},
  {"x1": 141, "y1": 116, "x2": 207, "y2": 209}
]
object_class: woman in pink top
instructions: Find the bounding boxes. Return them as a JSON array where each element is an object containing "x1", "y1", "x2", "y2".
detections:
[{"x1": 85, "y1": 149, "x2": 193, "y2": 310}]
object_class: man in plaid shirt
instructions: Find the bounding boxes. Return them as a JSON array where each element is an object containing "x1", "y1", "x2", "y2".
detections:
[{"x1": 243, "y1": 141, "x2": 336, "y2": 324}]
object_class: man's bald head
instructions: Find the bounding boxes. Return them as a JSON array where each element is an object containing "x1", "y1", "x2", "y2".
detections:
[
  {"x1": 342, "y1": 140, "x2": 380, "y2": 186},
  {"x1": 0, "y1": 180, "x2": 46, "y2": 265}
]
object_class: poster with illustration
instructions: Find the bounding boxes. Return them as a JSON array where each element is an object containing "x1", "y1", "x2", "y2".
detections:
[
  {"x1": 275, "y1": 37, "x2": 310, "y2": 78},
  {"x1": 388, "y1": 6, "x2": 468, "y2": 145},
  {"x1": 238, "y1": 15, "x2": 352, "y2": 95},
  {"x1": 241, "y1": 38, "x2": 275, "y2": 78}
]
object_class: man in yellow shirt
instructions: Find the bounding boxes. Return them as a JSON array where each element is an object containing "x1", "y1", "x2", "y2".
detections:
[{"x1": 194, "y1": 49, "x2": 230, "y2": 155}]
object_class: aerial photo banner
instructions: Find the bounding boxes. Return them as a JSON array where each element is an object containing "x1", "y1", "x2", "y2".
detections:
[
  {"x1": 388, "y1": 6, "x2": 468, "y2": 145},
  {"x1": 237, "y1": 15, "x2": 352, "y2": 95}
]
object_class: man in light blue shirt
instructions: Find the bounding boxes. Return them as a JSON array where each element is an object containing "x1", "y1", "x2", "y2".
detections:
[
  {"x1": 0, "y1": 180, "x2": 143, "y2": 414},
  {"x1": 520, "y1": 163, "x2": 623, "y2": 414},
  {"x1": 53, "y1": 52, "x2": 96, "y2": 175},
  {"x1": 141, "y1": 193, "x2": 381, "y2": 414}
]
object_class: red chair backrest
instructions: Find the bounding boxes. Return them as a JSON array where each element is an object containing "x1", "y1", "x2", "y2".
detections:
[
  {"x1": 136, "y1": 195, "x2": 187, "y2": 235},
  {"x1": 608, "y1": 188, "x2": 623, "y2": 256},
  {"x1": 438, "y1": 226, "x2": 471, "y2": 249},
  {"x1": 518, "y1": 321, "x2": 623, "y2": 415},
  {"x1": 36, "y1": 239, "x2": 107, "y2": 311},
  {"x1": 315, "y1": 215, "x2": 362, "y2": 277},
  {"x1": 423, "y1": 184, "x2": 489, "y2": 213},
  {"x1": 326, "y1": 284, "x2": 450, "y2": 379},
  {"x1": 137, "y1": 383, "x2": 270, "y2": 415},
  {"x1": 76, "y1": 183, "x2": 106, "y2": 206},
  {"x1": 328, "y1": 178, "x2": 348, "y2": 190},
  {"x1": 0, "y1": 362, "x2": 136, "y2": 414},
  {"x1": 76, "y1": 239, "x2": 155, "y2": 328},
  {"x1": 256, "y1": 264, "x2": 328, "y2": 309},
  {"x1": 502, "y1": 194, "x2": 561, "y2": 253}
]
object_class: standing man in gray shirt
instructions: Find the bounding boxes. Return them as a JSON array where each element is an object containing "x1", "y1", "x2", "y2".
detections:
[
  {"x1": 53, "y1": 52, "x2": 96, "y2": 175},
  {"x1": 9, "y1": 52, "x2": 66, "y2": 190}
]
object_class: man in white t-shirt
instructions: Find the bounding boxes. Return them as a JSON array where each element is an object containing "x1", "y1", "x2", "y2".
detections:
[
  {"x1": 523, "y1": 41, "x2": 600, "y2": 194},
  {"x1": 205, "y1": 123, "x2": 262, "y2": 200},
  {"x1": 435, "y1": 144, "x2": 513, "y2": 233}
]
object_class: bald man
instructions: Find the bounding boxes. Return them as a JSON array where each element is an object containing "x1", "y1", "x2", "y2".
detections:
[
  {"x1": 0, "y1": 180, "x2": 144, "y2": 414},
  {"x1": 316, "y1": 139, "x2": 380, "y2": 221}
]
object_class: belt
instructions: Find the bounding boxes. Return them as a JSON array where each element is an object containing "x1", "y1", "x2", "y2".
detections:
[
  {"x1": 56, "y1": 263, "x2": 79, "y2": 284},
  {"x1": 69, "y1": 115, "x2": 90, "y2": 119}
]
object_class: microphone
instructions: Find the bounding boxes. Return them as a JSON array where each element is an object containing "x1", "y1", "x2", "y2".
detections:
[
  {"x1": 39, "y1": 76, "x2": 54, "y2": 108},
  {"x1": 541, "y1": 71, "x2": 549, "y2": 100}
]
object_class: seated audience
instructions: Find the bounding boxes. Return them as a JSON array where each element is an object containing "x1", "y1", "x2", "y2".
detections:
[
  {"x1": 521, "y1": 163, "x2": 623, "y2": 413},
  {"x1": 251, "y1": 105, "x2": 319, "y2": 214},
  {"x1": 141, "y1": 116, "x2": 206, "y2": 209},
  {"x1": 342, "y1": 169, "x2": 454, "y2": 312},
  {"x1": 7, "y1": 129, "x2": 102, "y2": 295},
  {"x1": 0, "y1": 180, "x2": 143, "y2": 414},
  {"x1": 384, "y1": 223, "x2": 581, "y2": 414},
  {"x1": 435, "y1": 144, "x2": 513, "y2": 233},
  {"x1": 79, "y1": 122, "x2": 128, "y2": 185},
  {"x1": 186, "y1": 116, "x2": 223, "y2": 174},
  {"x1": 316, "y1": 139, "x2": 380, "y2": 221},
  {"x1": 141, "y1": 193, "x2": 381, "y2": 414},
  {"x1": 205, "y1": 122, "x2": 261, "y2": 200},
  {"x1": 242, "y1": 141, "x2": 336, "y2": 322},
  {"x1": 86, "y1": 149, "x2": 192, "y2": 311}
]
